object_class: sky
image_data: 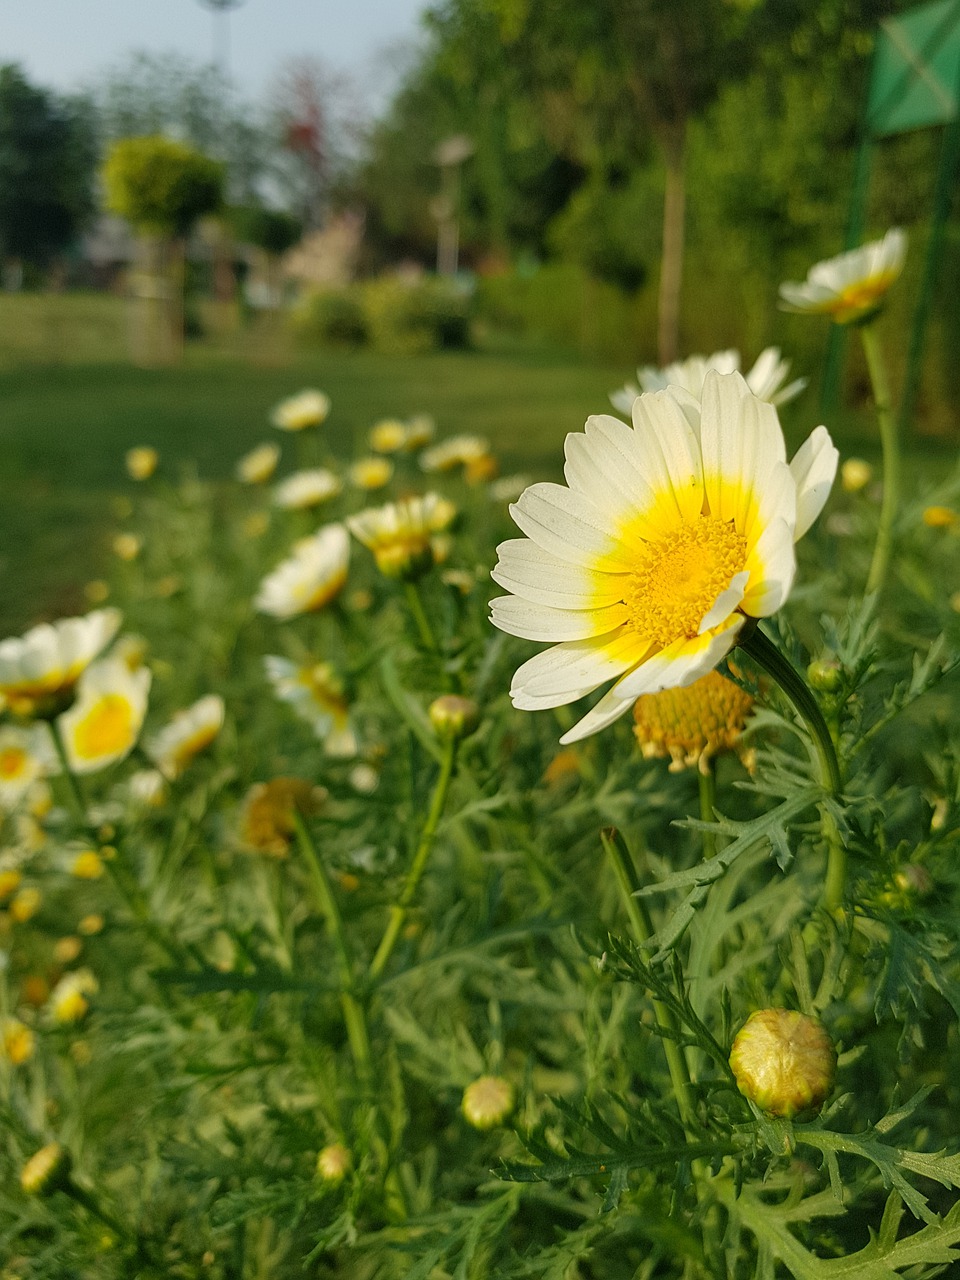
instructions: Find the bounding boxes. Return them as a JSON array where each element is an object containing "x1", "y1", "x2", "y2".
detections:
[{"x1": 1, "y1": 0, "x2": 430, "y2": 106}]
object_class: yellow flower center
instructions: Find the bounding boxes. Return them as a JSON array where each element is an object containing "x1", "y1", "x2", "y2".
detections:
[
  {"x1": 0, "y1": 747, "x2": 27, "y2": 779},
  {"x1": 634, "y1": 669, "x2": 755, "y2": 771},
  {"x1": 72, "y1": 695, "x2": 134, "y2": 761},
  {"x1": 831, "y1": 270, "x2": 899, "y2": 323},
  {"x1": 625, "y1": 517, "x2": 747, "y2": 646}
]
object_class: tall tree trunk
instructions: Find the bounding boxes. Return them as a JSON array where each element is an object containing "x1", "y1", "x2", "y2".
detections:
[{"x1": 657, "y1": 119, "x2": 687, "y2": 367}]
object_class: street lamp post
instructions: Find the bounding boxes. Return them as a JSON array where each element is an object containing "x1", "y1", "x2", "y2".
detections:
[
  {"x1": 432, "y1": 135, "x2": 473, "y2": 277},
  {"x1": 196, "y1": 0, "x2": 247, "y2": 76}
]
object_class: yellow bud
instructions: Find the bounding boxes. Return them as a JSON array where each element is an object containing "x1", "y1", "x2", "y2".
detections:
[
  {"x1": 730, "y1": 1008, "x2": 836, "y2": 1119},
  {"x1": 807, "y1": 659, "x2": 842, "y2": 693},
  {"x1": 125, "y1": 446, "x2": 159, "y2": 481},
  {"x1": 71, "y1": 851, "x2": 105, "y2": 880},
  {"x1": 840, "y1": 457, "x2": 872, "y2": 493},
  {"x1": 21, "y1": 1143, "x2": 71, "y2": 1195},
  {"x1": 428, "y1": 694, "x2": 479, "y2": 740},
  {"x1": 316, "y1": 1142, "x2": 351, "y2": 1183},
  {"x1": 112, "y1": 532, "x2": 142, "y2": 561},
  {"x1": 78, "y1": 913, "x2": 105, "y2": 936},
  {"x1": 462, "y1": 1075, "x2": 515, "y2": 1130},
  {"x1": 10, "y1": 887, "x2": 41, "y2": 923},
  {"x1": 2, "y1": 1017, "x2": 36, "y2": 1066},
  {"x1": 923, "y1": 505, "x2": 959, "y2": 529},
  {"x1": 53, "y1": 936, "x2": 83, "y2": 965},
  {"x1": 84, "y1": 580, "x2": 110, "y2": 604},
  {"x1": 0, "y1": 869, "x2": 22, "y2": 902}
]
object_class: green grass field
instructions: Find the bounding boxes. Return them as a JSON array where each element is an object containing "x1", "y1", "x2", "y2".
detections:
[{"x1": 2, "y1": 292, "x2": 955, "y2": 635}]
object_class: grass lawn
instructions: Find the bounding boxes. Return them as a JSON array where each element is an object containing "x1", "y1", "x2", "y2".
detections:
[{"x1": 2, "y1": 293, "x2": 956, "y2": 636}]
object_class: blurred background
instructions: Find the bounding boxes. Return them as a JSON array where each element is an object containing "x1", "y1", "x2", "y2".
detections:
[{"x1": 2, "y1": 0, "x2": 958, "y2": 628}]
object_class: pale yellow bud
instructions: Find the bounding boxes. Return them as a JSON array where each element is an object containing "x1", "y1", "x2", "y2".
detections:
[
  {"x1": 462, "y1": 1075, "x2": 515, "y2": 1130},
  {"x1": 21, "y1": 1143, "x2": 71, "y2": 1195},
  {"x1": 10, "y1": 887, "x2": 41, "y2": 923},
  {"x1": 125, "y1": 446, "x2": 159, "y2": 481},
  {"x1": 840, "y1": 457, "x2": 872, "y2": 493},
  {"x1": 316, "y1": 1142, "x2": 351, "y2": 1183},
  {"x1": 729, "y1": 1008, "x2": 836, "y2": 1119},
  {"x1": 71, "y1": 851, "x2": 104, "y2": 880},
  {"x1": 428, "y1": 695, "x2": 479, "y2": 741},
  {"x1": 2, "y1": 1017, "x2": 35, "y2": 1065}
]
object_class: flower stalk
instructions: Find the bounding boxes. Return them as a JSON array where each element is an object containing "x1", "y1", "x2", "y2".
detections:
[
  {"x1": 737, "y1": 626, "x2": 846, "y2": 912},
  {"x1": 369, "y1": 737, "x2": 457, "y2": 981},
  {"x1": 859, "y1": 322, "x2": 899, "y2": 597}
]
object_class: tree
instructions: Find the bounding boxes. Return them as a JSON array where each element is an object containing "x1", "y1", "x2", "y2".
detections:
[
  {"x1": 103, "y1": 136, "x2": 224, "y2": 363},
  {"x1": 0, "y1": 64, "x2": 96, "y2": 278}
]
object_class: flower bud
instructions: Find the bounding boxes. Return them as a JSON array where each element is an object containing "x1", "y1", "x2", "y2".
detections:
[
  {"x1": 125, "y1": 446, "x2": 159, "y2": 481},
  {"x1": 840, "y1": 458, "x2": 872, "y2": 493},
  {"x1": 462, "y1": 1075, "x2": 515, "y2": 1130},
  {"x1": 806, "y1": 659, "x2": 842, "y2": 693},
  {"x1": 893, "y1": 863, "x2": 934, "y2": 898},
  {"x1": 316, "y1": 1142, "x2": 351, "y2": 1184},
  {"x1": 2, "y1": 1017, "x2": 35, "y2": 1066},
  {"x1": 730, "y1": 1008, "x2": 836, "y2": 1119},
  {"x1": 21, "y1": 1142, "x2": 71, "y2": 1196},
  {"x1": 428, "y1": 695, "x2": 479, "y2": 741}
]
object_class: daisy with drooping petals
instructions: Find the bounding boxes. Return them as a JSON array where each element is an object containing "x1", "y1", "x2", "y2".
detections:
[
  {"x1": 272, "y1": 468, "x2": 342, "y2": 510},
  {"x1": 490, "y1": 370, "x2": 838, "y2": 743},
  {"x1": 610, "y1": 348, "x2": 806, "y2": 417},
  {"x1": 237, "y1": 442, "x2": 281, "y2": 484},
  {"x1": 420, "y1": 435, "x2": 491, "y2": 473},
  {"x1": 779, "y1": 228, "x2": 906, "y2": 325},
  {"x1": 255, "y1": 524, "x2": 350, "y2": 619},
  {"x1": 0, "y1": 609, "x2": 122, "y2": 718},
  {"x1": 633, "y1": 668, "x2": 755, "y2": 775},
  {"x1": 0, "y1": 725, "x2": 57, "y2": 809},
  {"x1": 264, "y1": 656, "x2": 358, "y2": 756},
  {"x1": 348, "y1": 493, "x2": 454, "y2": 579},
  {"x1": 56, "y1": 659, "x2": 151, "y2": 774},
  {"x1": 145, "y1": 694, "x2": 225, "y2": 779},
  {"x1": 271, "y1": 389, "x2": 331, "y2": 431}
]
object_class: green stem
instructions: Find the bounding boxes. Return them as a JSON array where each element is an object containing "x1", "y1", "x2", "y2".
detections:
[
  {"x1": 404, "y1": 580, "x2": 440, "y2": 655},
  {"x1": 66, "y1": 1180, "x2": 136, "y2": 1247},
  {"x1": 292, "y1": 811, "x2": 372, "y2": 1085},
  {"x1": 860, "y1": 321, "x2": 899, "y2": 597},
  {"x1": 600, "y1": 828, "x2": 696, "y2": 1133},
  {"x1": 47, "y1": 720, "x2": 88, "y2": 828},
  {"x1": 698, "y1": 765, "x2": 717, "y2": 861},
  {"x1": 738, "y1": 626, "x2": 846, "y2": 913},
  {"x1": 369, "y1": 739, "x2": 457, "y2": 981}
]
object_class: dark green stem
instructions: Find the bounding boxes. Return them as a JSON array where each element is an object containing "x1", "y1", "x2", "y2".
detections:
[
  {"x1": 698, "y1": 766, "x2": 717, "y2": 860},
  {"x1": 860, "y1": 322, "x2": 899, "y2": 597},
  {"x1": 738, "y1": 626, "x2": 846, "y2": 911},
  {"x1": 600, "y1": 828, "x2": 696, "y2": 1132},
  {"x1": 369, "y1": 738, "x2": 457, "y2": 980},
  {"x1": 47, "y1": 720, "x2": 88, "y2": 827},
  {"x1": 292, "y1": 811, "x2": 372, "y2": 1084}
]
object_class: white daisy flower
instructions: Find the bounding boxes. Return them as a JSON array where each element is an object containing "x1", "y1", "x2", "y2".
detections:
[
  {"x1": 490, "y1": 370, "x2": 838, "y2": 744},
  {"x1": 264, "y1": 657, "x2": 358, "y2": 756},
  {"x1": 779, "y1": 228, "x2": 906, "y2": 325},
  {"x1": 420, "y1": 435, "x2": 491, "y2": 473},
  {"x1": 0, "y1": 609, "x2": 122, "y2": 718},
  {"x1": 271, "y1": 389, "x2": 331, "y2": 431},
  {"x1": 128, "y1": 768, "x2": 169, "y2": 807},
  {"x1": 145, "y1": 694, "x2": 225, "y2": 780},
  {"x1": 610, "y1": 348, "x2": 806, "y2": 417},
  {"x1": 273, "y1": 468, "x2": 342, "y2": 510},
  {"x1": 347, "y1": 494, "x2": 455, "y2": 579},
  {"x1": 57, "y1": 658, "x2": 151, "y2": 774},
  {"x1": 0, "y1": 725, "x2": 58, "y2": 809},
  {"x1": 255, "y1": 525, "x2": 350, "y2": 619},
  {"x1": 237, "y1": 442, "x2": 281, "y2": 484},
  {"x1": 404, "y1": 415, "x2": 435, "y2": 449}
]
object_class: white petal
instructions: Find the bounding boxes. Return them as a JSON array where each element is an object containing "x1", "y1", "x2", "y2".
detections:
[
  {"x1": 511, "y1": 629, "x2": 650, "y2": 704},
  {"x1": 613, "y1": 616, "x2": 744, "y2": 702},
  {"x1": 698, "y1": 570, "x2": 749, "y2": 635},
  {"x1": 491, "y1": 539, "x2": 629, "y2": 609},
  {"x1": 558, "y1": 686, "x2": 639, "y2": 743},
  {"x1": 490, "y1": 596, "x2": 628, "y2": 642},
  {"x1": 630, "y1": 391, "x2": 704, "y2": 524},
  {"x1": 741, "y1": 517, "x2": 796, "y2": 617},
  {"x1": 790, "y1": 425, "x2": 838, "y2": 539},
  {"x1": 510, "y1": 483, "x2": 635, "y2": 571}
]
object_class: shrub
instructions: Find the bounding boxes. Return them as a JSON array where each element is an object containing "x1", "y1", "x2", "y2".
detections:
[
  {"x1": 360, "y1": 275, "x2": 471, "y2": 355},
  {"x1": 291, "y1": 288, "x2": 368, "y2": 348}
]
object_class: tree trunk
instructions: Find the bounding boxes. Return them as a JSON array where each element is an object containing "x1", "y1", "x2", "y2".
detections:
[{"x1": 657, "y1": 120, "x2": 687, "y2": 367}]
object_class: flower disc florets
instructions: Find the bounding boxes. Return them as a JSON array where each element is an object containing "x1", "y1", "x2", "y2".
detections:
[
  {"x1": 490, "y1": 371, "x2": 838, "y2": 743},
  {"x1": 633, "y1": 669, "x2": 754, "y2": 773}
]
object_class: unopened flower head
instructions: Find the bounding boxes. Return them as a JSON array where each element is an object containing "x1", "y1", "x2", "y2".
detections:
[
  {"x1": 240, "y1": 777, "x2": 326, "y2": 858},
  {"x1": 0, "y1": 868, "x2": 22, "y2": 901},
  {"x1": 347, "y1": 493, "x2": 455, "y2": 580},
  {"x1": 145, "y1": 694, "x2": 225, "y2": 779},
  {"x1": 53, "y1": 935, "x2": 83, "y2": 965},
  {"x1": 316, "y1": 1142, "x2": 351, "y2": 1184},
  {"x1": 491, "y1": 372, "x2": 838, "y2": 742},
  {"x1": 271, "y1": 389, "x2": 331, "y2": 431},
  {"x1": 0, "y1": 608, "x2": 122, "y2": 719},
  {"x1": 611, "y1": 348, "x2": 806, "y2": 416},
  {"x1": 780, "y1": 228, "x2": 906, "y2": 325},
  {"x1": 71, "y1": 850, "x2": 105, "y2": 880},
  {"x1": 112, "y1": 532, "x2": 142, "y2": 561},
  {"x1": 56, "y1": 659, "x2": 151, "y2": 775},
  {"x1": 264, "y1": 657, "x2": 357, "y2": 756},
  {"x1": 405, "y1": 414, "x2": 435, "y2": 449},
  {"x1": 633, "y1": 668, "x2": 754, "y2": 774},
  {"x1": 0, "y1": 725, "x2": 57, "y2": 809},
  {"x1": 272, "y1": 468, "x2": 342, "y2": 510},
  {"x1": 420, "y1": 434, "x2": 491, "y2": 474},
  {"x1": 255, "y1": 524, "x2": 350, "y2": 619},
  {"x1": 237, "y1": 441, "x2": 281, "y2": 484},
  {"x1": 349, "y1": 456, "x2": 394, "y2": 490},
  {"x1": 369, "y1": 418, "x2": 408, "y2": 453},
  {"x1": 125, "y1": 446, "x2": 159, "y2": 480},
  {"x1": 49, "y1": 969, "x2": 99, "y2": 1024},
  {"x1": 21, "y1": 1143, "x2": 71, "y2": 1196},
  {"x1": 429, "y1": 694, "x2": 480, "y2": 741},
  {"x1": 729, "y1": 1008, "x2": 836, "y2": 1119},
  {"x1": 2, "y1": 1017, "x2": 35, "y2": 1065},
  {"x1": 840, "y1": 457, "x2": 873, "y2": 493},
  {"x1": 922, "y1": 505, "x2": 958, "y2": 529},
  {"x1": 10, "y1": 886, "x2": 41, "y2": 923},
  {"x1": 462, "y1": 1075, "x2": 515, "y2": 1130}
]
